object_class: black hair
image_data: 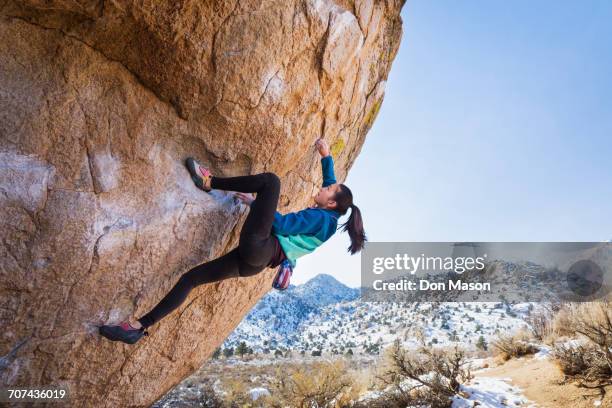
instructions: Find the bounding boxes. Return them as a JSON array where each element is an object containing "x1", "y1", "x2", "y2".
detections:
[{"x1": 333, "y1": 184, "x2": 366, "y2": 254}]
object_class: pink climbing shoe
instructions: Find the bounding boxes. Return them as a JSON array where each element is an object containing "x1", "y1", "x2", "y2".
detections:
[
  {"x1": 185, "y1": 157, "x2": 212, "y2": 192},
  {"x1": 98, "y1": 321, "x2": 149, "y2": 345}
]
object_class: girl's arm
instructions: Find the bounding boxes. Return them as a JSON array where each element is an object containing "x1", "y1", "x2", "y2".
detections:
[
  {"x1": 315, "y1": 138, "x2": 336, "y2": 187},
  {"x1": 321, "y1": 155, "x2": 336, "y2": 187}
]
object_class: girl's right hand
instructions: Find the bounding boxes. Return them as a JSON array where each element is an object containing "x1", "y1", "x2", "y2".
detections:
[
  {"x1": 235, "y1": 192, "x2": 255, "y2": 205},
  {"x1": 315, "y1": 138, "x2": 330, "y2": 157}
]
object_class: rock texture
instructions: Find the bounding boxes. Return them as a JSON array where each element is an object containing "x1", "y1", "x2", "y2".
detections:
[{"x1": 0, "y1": 0, "x2": 403, "y2": 406}]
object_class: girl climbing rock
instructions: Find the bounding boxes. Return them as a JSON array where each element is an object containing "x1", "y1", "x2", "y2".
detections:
[{"x1": 98, "y1": 138, "x2": 366, "y2": 344}]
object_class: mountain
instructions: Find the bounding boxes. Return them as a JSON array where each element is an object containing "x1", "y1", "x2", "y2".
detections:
[
  {"x1": 222, "y1": 272, "x2": 534, "y2": 356},
  {"x1": 291, "y1": 274, "x2": 360, "y2": 308},
  {"x1": 222, "y1": 274, "x2": 358, "y2": 351}
]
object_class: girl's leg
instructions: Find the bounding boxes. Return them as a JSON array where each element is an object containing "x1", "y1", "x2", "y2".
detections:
[
  {"x1": 136, "y1": 247, "x2": 263, "y2": 329},
  {"x1": 211, "y1": 172, "x2": 281, "y2": 266},
  {"x1": 135, "y1": 173, "x2": 281, "y2": 330}
]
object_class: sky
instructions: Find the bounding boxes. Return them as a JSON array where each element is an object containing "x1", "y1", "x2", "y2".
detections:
[{"x1": 293, "y1": 1, "x2": 612, "y2": 288}]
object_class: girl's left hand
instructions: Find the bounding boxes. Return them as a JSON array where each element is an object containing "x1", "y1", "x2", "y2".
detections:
[
  {"x1": 235, "y1": 192, "x2": 255, "y2": 205},
  {"x1": 315, "y1": 138, "x2": 330, "y2": 157}
]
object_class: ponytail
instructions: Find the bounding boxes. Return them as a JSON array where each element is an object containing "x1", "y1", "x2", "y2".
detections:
[
  {"x1": 334, "y1": 185, "x2": 367, "y2": 254},
  {"x1": 341, "y1": 204, "x2": 367, "y2": 254}
]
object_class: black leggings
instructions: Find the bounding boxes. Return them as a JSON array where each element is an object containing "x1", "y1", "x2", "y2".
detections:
[{"x1": 137, "y1": 172, "x2": 281, "y2": 329}]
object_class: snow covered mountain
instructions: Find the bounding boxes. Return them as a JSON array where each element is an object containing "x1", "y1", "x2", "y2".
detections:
[
  {"x1": 291, "y1": 273, "x2": 360, "y2": 308},
  {"x1": 221, "y1": 274, "x2": 358, "y2": 351},
  {"x1": 222, "y1": 272, "x2": 534, "y2": 355}
]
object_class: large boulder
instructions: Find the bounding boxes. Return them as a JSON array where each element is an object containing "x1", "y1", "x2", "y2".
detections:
[{"x1": 0, "y1": 0, "x2": 404, "y2": 406}]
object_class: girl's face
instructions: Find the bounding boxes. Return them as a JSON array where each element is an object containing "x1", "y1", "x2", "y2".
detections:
[{"x1": 314, "y1": 183, "x2": 340, "y2": 209}]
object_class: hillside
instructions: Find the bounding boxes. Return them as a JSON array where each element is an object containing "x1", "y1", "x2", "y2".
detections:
[{"x1": 224, "y1": 273, "x2": 531, "y2": 355}]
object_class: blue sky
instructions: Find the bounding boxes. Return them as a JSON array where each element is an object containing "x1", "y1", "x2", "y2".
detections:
[{"x1": 294, "y1": 1, "x2": 612, "y2": 288}]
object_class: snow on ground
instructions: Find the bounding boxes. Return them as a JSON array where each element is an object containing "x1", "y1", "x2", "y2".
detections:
[
  {"x1": 224, "y1": 273, "x2": 553, "y2": 358},
  {"x1": 534, "y1": 344, "x2": 551, "y2": 360},
  {"x1": 355, "y1": 369, "x2": 536, "y2": 408},
  {"x1": 248, "y1": 387, "x2": 270, "y2": 401},
  {"x1": 228, "y1": 298, "x2": 534, "y2": 356},
  {"x1": 452, "y1": 377, "x2": 536, "y2": 408},
  {"x1": 468, "y1": 357, "x2": 491, "y2": 371}
]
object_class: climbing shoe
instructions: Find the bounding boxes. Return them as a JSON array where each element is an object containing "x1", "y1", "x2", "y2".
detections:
[
  {"x1": 98, "y1": 321, "x2": 149, "y2": 345},
  {"x1": 185, "y1": 157, "x2": 212, "y2": 192}
]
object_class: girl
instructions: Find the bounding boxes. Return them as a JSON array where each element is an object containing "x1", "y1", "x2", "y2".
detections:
[{"x1": 98, "y1": 139, "x2": 366, "y2": 344}]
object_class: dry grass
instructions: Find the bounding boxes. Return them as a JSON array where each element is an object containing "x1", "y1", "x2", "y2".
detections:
[
  {"x1": 221, "y1": 378, "x2": 256, "y2": 407},
  {"x1": 491, "y1": 329, "x2": 539, "y2": 361},
  {"x1": 162, "y1": 355, "x2": 383, "y2": 408},
  {"x1": 260, "y1": 359, "x2": 356, "y2": 408},
  {"x1": 176, "y1": 359, "x2": 362, "y2": 407},
  {"x1": 162, "y1": 380, "x2": 225, "y2": 408},
  {"x1": 551, "y1": 301, "x2": 612, "y2": 390},
  {"x1": 525, "y1": 304, "x2": 560, "y2": 342},
  {"x1": 551, "y1": 306, "x2": 579, "y2": 338}
]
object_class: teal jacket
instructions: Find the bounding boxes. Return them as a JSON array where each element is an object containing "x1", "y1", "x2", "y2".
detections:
[{"x1": 272, "y1": 156, "x2": 340, "y2": 267}]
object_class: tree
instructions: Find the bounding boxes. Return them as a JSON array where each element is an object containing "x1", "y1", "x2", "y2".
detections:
[
  {"x1": 223, "y1": 347, "x2": 234, "y2": 358},
  {"x1": 236, "y1": 341, "x2": 247, "y2": 359},
  {"x1": 476, "y1": 336, "x2": 488, "y2": 351},
  {"x1": 211, "y1": 347, "x2": 221, "y2": 359},
  {"x1": 311, "y1": 349, "x2": 322, "y2": 357}
]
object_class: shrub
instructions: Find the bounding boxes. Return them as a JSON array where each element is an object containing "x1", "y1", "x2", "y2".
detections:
[
  {"x1": 201, "y1": 385, "x2": 225, "y2": 408},
  {"x1": 373, "y1": 339, "x2": 473, "y2": 408},
  {"x1": 525, "y1": 305, "x2": 556, "y2": 341},
  {"x1": 551, "y1": 301, "x2": 612, "y2": 388},
  {"x1": 220, "y1": 378, "x2": 255, "y2": 407},
  {"x1": 263, "y1": 359, "x2": 355, "y2": 408},
  {"x1": 178, "y1": 381, "x2": 225, "y2": 408},
  {"x1": 551, "y1": 306, "x2": 576, "y2": 338},
  {"x1": 491, "y1": 330, "x2": 539, "y2": 361}
]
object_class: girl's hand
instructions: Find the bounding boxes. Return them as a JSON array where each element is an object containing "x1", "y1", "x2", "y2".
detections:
[
  {"x1": 315, "y1": 138, "x2": 330, "y2": 157},
  {"x1": 235, "y1": 192, "x2": 255, "y2": 205}
]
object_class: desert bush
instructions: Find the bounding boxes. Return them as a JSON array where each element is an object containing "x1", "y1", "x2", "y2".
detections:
[
  {"x1": 491, "y1": 329, "x2": 539, "y2": 361},
  {"x1": 372, "y1": 339, "x2": 473, "y2": 408},
  {"x1": 340, "y1": 365, "x2": 376, "y2": 406},
  {"x1": 525, "y1": 304, "x2": 558, "y2": 341},
  {"x1": 219, "y1": 378, "x2": 262, "y2": 408},
  {"x1": 177, "y1": 381, "x2": 225, "y2": 408},
  {"x1": 552, "y1": 301, "x2": 612, "y2": 388},
  {"x1": 262, "y1": 359, "x2": 355, "y2": 408},
  {"x1": 551, "y1": 306, "x2": 579, "y2": 338},
  {"x1": 562, "y1": 301, "x2": 611, "y2": 348}
]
